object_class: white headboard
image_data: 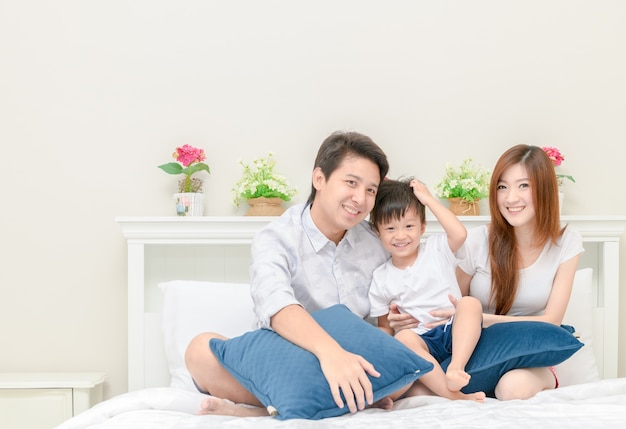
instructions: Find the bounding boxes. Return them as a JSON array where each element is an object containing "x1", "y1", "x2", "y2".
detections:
[{"x1": 117, "y1": 215, "x2": 625, "y2": 391}]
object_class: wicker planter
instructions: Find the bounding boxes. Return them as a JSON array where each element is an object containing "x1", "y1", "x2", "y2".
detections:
[
  {"x1": 448, "y1": 198, "x2": 480, "y2": 216},
  {"x1": 246, "y1": 197, "x2": 285, "y2": 216}
]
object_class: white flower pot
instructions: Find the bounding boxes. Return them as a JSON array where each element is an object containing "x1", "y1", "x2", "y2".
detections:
[{"x1": 174, "y1": 193, "x2": 204, "y2": 216}]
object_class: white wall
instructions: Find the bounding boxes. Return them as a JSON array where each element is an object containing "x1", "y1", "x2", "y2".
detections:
[{"x1": 1, "y1": 1, "x2": 625, "y2": 399}]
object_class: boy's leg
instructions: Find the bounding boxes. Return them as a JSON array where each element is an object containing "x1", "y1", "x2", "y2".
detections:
[
  {"x1": 446, "y1": 296, "x2": 483, "y2": 391},
  {"x1": 394, "y1": 329, "x2": 485, "y2": 401}
]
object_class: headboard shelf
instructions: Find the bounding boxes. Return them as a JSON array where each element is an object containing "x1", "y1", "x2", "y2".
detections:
[
  {"x1": 117, "y1": 215, "x2": 626, "y2": 242},
  {"x1": 117, "y1": 215, "x2": 625, "y2": 391}
]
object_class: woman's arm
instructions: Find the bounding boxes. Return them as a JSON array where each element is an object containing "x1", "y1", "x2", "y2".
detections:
[
  {"x1": 456, "y1": 267, "x2": 472, "y2": 297},
  {"x1": 271, "y1": 304, "x2": 380, "y2": 413},
  {"x1": 481, "y1": 255, "x2": 581, "y2": 327}
]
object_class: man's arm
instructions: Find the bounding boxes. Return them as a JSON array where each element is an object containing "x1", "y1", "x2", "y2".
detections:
[{"x1": 271, "y1": 304, "x2": 380, "y2": 413}]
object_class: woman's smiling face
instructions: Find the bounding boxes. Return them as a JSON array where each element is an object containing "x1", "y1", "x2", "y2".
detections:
[{"x1": 496, "y1": 163, "x2": 536, "y2": 227}]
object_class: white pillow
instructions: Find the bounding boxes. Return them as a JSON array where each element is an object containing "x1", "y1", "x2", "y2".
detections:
[
  {"x1": 158, "y1": 272, "x2": 598, "y2": 391},
  {"x1": 554, "y1": 268, "x2": 600, "y2": 386},
  {"x1": 159, "y1": 280, "x2": 256, "y2": 391}
]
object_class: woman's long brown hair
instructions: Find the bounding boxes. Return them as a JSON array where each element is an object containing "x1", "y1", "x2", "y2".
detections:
[{"x1": 488, "y1": 145, "x2": 563, "y2": 314}]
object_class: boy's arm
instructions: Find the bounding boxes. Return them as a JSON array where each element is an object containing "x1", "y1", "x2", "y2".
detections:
[{"x1": 410, "y1": 179, "x2": 467, "y2": 253}]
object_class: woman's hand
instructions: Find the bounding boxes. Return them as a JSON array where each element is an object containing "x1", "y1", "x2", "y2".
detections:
[
  {"x1": 318, "y1": 349, "x2": 380, "y2": 413},
  {"x1": 424, "y1": 294, "x2": 457, "y2": 329},
  {"x1": 387, "y1": 303, "x2": 419, "y2": 333}
]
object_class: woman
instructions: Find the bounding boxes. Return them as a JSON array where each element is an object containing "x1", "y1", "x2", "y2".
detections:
[{"x1": 391, "y1": 144, "x2": 583, "y2": 400}]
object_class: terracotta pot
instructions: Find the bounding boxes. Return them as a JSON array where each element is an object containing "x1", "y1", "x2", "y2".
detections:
[
  {"x1": 448, "y1": 197, "x2": 480, "y2": 216},
  {"x1": 246, "y1": 197, "x2": 285, "y2": 216}
]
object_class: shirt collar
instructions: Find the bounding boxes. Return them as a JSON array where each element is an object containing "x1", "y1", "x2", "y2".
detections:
[{"x1": 302, "y1": 204, "x2": 358, "y2": 252}]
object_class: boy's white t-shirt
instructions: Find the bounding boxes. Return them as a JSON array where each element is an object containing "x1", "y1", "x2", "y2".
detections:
[{"x1": 369, "y1": 233, "x2": 461, "y2": 334}]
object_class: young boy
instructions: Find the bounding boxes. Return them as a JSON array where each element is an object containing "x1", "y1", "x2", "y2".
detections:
[{"x1": 368, "y1": 178, "x2": 485, "y2": 401}]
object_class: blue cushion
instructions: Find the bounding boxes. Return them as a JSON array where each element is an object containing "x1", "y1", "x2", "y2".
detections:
[
  {"x1": 440, "y1": 321, "x2": 583, "y2": 397},
  {"x1": 209, "y1": 304, "x2": 433, "y2": 420}
]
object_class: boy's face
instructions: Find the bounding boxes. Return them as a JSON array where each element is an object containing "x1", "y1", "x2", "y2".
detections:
[
  {"x1": 310, "y1": 155, "x2": 380, "y2": 243},
  {"x1": 376, "y1": 207, "x2": 425, "y2": 268}
]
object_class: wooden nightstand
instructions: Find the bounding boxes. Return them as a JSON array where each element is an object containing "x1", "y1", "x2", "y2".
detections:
[{"x1": 0, "y1": 372, "x2": 107, "y2": 429}]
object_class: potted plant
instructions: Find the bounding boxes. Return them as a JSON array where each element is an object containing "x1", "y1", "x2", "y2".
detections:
[
  {"x1": 541, "y1": 146, "x2": 575, "y2": 186},
  {"x1": 158, "y1": 144, "x2": 210, "y2": 216},
  {"x1": 232, "y1": 152, "x2": 297, "y2": 216},
  {"x1": 435, "y1": 158, "x2": 490, "y2": 216},
  {"x1": 542, "y1": 146, "x2": 575, "y2": 214}
]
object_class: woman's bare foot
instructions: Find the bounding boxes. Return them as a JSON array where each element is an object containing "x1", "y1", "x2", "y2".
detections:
[
  {"x1": 198, "y1": 396, "x2": 270, "y2": 417},
  {"x1": 445, "y1": 368, "x2": 471, "y2": 391},
  {"x1": 403, "y1": 380, "x2": 436, "y2": 398},
  {"x1": 369, "y1": 396, "x2": 394, "y2": 410}
]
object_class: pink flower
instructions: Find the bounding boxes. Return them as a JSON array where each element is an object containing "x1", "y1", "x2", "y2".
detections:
[
  {"x1": 159, "y1": 144, "x2": 211, "y2": 192},
  {"x1": 541, "y1": 146, "x2": 565, "y2": 167},
  {"x1": 174, "y1": 144, "x2": 206, "y2": 167},
  {"x1": 541, "y1": 146, "x2": 575, "y2": 185}
]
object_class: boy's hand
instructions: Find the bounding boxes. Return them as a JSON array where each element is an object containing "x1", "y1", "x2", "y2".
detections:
[{"x1": 409, "y1": 179, "x2": 435, "y2": 206}]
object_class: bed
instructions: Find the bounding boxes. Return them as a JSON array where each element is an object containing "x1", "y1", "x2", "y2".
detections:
[{"x1": 56, "y1": 216, "x2": 626, "y2": 428}]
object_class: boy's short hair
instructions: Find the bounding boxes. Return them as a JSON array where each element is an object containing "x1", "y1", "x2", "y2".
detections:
[
  {"x1": 370, "y1": 177, "x2": 426, "y2": 231},
  {"x1": 307, "y1": 131, "x2": 389, "y2": 205}
]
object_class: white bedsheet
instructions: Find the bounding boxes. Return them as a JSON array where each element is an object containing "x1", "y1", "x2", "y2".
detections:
[{"x1": 56, "y1": 378, "x2": 626, "y2": 429}]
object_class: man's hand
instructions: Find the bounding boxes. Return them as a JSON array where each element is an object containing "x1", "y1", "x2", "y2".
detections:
[
  {"x1": 318, "y1": 349, "x2": 380, "y2": 413},
  {"x1": 387, "y1": 303, "x2": 419, "y2": 333}
]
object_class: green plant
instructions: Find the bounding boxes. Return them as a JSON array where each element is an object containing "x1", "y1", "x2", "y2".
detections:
[
  {"x1": 232, "y1": 153, "x2": 297, "y2": 207},
  {"x1": 158, "y1": 144, "x2": 210, "y2": 193},
  {"x1": 435, "y1": 158, "x2": 491, "y2": 203},
  {"x1": 541, "y1": 146, "x2": 575, "y2": 186}
]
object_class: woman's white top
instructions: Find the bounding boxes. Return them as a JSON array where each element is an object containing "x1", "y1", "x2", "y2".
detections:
[{"x1": 457, "y1": 224, "x2": 584, "y2": 315}]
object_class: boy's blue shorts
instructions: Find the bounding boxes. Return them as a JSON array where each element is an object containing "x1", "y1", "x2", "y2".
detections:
[{"x1": 419, "y1": 318, "x2": 454, "y2": 363}]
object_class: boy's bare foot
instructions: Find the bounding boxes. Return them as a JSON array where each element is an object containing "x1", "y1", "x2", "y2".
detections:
[
  {"x1": 445, "y1": 368, "x2": 471, "y2": 391},
  {"x1": 448, "y1": 390, "x2": 486, "y2": 402},
  {"x1": 198, "y1": 397, "x2": 270, "y2": 417}
]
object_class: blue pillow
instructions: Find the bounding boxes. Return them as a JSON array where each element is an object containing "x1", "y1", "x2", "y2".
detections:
[
  {"x1": 440, "y1": 321, "x2": 583, "y2": 397},
  {"x1": 209, "y1": 304, "x2": 433, "y2": 420}
]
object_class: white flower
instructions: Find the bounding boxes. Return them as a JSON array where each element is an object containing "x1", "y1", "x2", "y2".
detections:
[
  {"x1": 435, "y1": 158, "x2": 491, "y2": 203},
  {"x1": 232, "y1": 153, "x2": 297, "y2": 207}
]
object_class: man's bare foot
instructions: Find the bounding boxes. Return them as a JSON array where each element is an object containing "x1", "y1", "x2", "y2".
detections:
[
  {"x1": 198, "y1": 396, "x2": 270, "y2": 417},
  {"x1": 445, "y1": 368, "x2": 471, "y2": 391}
]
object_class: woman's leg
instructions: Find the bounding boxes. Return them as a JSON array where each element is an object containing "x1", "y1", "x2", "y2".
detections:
[
  {"x1": 494, "y1": 367, "x2": 556, "y2": 400},
  {"x1": 446, "y1": 296, "x2": 483, "y2": 391},
  {"x1": 185, "y1": 332, "x2": 268, "y2": 416}
]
